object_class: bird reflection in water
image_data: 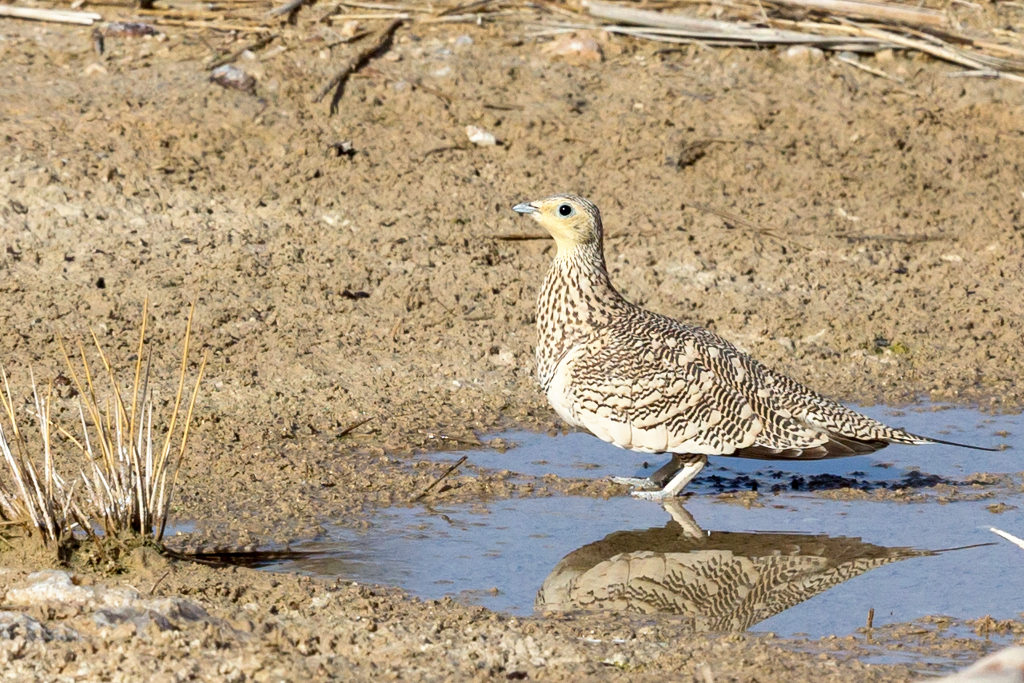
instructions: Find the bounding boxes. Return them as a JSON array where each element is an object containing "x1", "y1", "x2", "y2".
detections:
[{"x1": 535, "y1": 501, "x2": 927, "y2": 631}]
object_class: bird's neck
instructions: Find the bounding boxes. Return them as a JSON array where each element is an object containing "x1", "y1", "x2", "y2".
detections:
[{"x1": 535, "y1": 242, "x2": 627, "y2": 386}]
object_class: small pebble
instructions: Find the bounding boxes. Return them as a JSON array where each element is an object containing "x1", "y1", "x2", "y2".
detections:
[
  {"x1": 83, "y1": 62, "x2": 107, "y2": 77},
  {"x1": 466, "y1": 125, "x2": 497, "y2": 146},
  {"x1": 781, "y1": 45, "x2": 825, "y2": 64},
  {"x1": 210, "y1": 64, "x2": 256, "y2": 93},
  {"x1": 540, "y1": 32, "x2": 603, "y2": 63}
]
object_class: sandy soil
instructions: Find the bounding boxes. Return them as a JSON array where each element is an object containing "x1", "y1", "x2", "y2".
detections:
[{"x1": 1, "y1": 6, "x2": 1023, "y2": 679}]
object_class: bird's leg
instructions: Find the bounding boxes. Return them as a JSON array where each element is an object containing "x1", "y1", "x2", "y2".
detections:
[
  {"x1": 661, "y1": 499, "x2": 707, "y2": 539},
  {"x1": 610, "y1": 454, "x2": 683, "y2": 490},
  {"x1": 632, "y1": 455, "x2": 707, "y2": 500},
  {"x1": 649, "y1": 454, "x2": 687, "y2": 487}
]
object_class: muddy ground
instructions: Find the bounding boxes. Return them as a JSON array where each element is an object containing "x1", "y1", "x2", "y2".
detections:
[{"x1": 1, "y1": 4, "x2": 1023, "y2": 679}]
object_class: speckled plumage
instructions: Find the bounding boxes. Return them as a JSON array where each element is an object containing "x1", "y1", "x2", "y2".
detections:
[
  {"x1": 512, "y1": 194, "x2": 957, "y2": 498},
  {"x1": 535, "y1": 511, "x2": 922, "y2": 627}
]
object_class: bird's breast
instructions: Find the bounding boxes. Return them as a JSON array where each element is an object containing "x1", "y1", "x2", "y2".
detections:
[{"x1": 544, "y1": 345, "x2": 584, "y2": 428}]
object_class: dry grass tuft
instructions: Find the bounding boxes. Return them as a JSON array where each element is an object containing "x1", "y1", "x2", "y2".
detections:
[{"x1": 0, "y1": 302, "x2": 206, "y2": 550}]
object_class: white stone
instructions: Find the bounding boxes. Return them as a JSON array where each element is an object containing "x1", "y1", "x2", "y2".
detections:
[
  {"x1": 465, "y1": 126, "x2": 497, "y2": 147},
  {"x1": 5, "y1": 571, "x2": 94, "y2": 606},
  {"x1": 781, "y1": 45, "x2": 825, "y2": 63}
]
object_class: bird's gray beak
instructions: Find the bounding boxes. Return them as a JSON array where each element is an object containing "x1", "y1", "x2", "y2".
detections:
[{"x1": 512, "y1": 202, "x2": 537, "y2": 215}]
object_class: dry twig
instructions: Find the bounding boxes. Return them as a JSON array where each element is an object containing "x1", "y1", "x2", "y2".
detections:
[
  {"x1": 834, "y1": 53, "x2": 920, "y2": 95},
  {"x1": 268, "y1": 0, "x2": 312, "y2": 18},
  {"x1": 494, "y1": 232, "x2": 548, "y2": 241},
  {"x1": 769, "y1": 0, "x2": 946, "y2": 28},
  {"x1": 0, "y1": 4, "x2": 101, "y2": 25},
  {"x1": 208, "y1": 32, "x2": 278, "y2": 69},
  {"x1": 414, "y1": 455, "x2": 467, "y2": 502},
  {"x1": 583, "y1": 0, "x2": 887, "y2": 47},
  {"x1": 315, "y1": 17, "x2": 405, "y2": 114}
]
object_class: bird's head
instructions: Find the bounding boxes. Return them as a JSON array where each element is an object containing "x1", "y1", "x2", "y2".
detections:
[{"x1": 512, "y1": 194, "x2": 603, "y2": 254}]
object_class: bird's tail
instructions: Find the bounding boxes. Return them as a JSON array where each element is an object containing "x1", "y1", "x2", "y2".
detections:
[{"x1": 902, "y1": 432, "x2": 1003, "y2": 452}]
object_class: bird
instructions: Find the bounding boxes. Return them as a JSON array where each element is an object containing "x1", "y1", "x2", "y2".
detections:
[
  {"x1": 511, "y1": 194, "x2": 997, "y2": 500},
  {"x1": 535, "y1": 500, "x2": 924, "y2": 628}
]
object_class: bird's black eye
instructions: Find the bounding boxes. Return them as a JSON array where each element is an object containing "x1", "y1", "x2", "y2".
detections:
[{"x1": 558, "y1": 203, "x2": 573, "y2": 217}]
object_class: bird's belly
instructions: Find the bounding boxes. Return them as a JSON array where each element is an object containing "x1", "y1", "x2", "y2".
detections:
[{"x1": 544, "y1": 347, "x2": 670, "y2": 453}]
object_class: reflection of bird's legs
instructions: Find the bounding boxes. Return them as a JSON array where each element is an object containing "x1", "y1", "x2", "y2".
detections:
[
  {"x1": 632, "y1": 455, "x2": 708, "y2": 501},
  {"x1": 610, "y1": 453, "x2": 686, "y2": 490},
  {"x1": 661, "y1": 499, "x2": 707, "y2": 539}
]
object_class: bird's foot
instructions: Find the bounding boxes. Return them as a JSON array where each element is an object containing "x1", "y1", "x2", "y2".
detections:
[
  {"x1": 623, "y1": 456, "x2": 709, "y2": 501},
  {"x1": 630, "y1": 488, "x2": 676, "y2": 501},
  {"x1": 609, "y1": 476, "x2": 659, "y2": 491}
]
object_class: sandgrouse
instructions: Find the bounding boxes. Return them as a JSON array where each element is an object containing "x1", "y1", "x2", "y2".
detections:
[{"x1": 512, "y1": 194, "x2": 993, "y2": 500}]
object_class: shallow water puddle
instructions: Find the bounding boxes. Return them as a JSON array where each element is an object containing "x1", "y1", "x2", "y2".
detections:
[{"x1": 263, "y1": 405, "x2": 1022, "y2": 641}]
